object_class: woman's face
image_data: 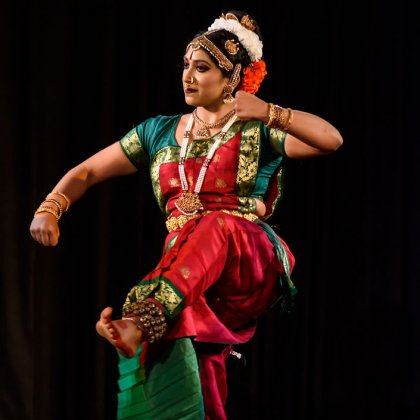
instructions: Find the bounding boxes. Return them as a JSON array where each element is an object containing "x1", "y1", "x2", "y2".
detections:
[{"x1": 182, "y1": 47, "x2": 230, "y2": 108}]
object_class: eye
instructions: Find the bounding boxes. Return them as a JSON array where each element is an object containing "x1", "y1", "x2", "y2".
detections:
[
  {"x1": 183, "y1": 61, "x2": 189, "y2": 69},
  {"x1": 196, "y1": 64, "x2": 210, "y2": 72}
]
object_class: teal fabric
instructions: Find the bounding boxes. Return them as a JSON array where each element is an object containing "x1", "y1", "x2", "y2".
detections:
[
  {"x1": 256, "y1": 219, "x2": 298, "y2": 313},
  {"x1": 117, "y1": 338, "x2": 204, "y2": 420},
  {"x1": 119, "y1": 116, "x2": 286, "y2": 212},
  {"x1": 251, "y1": 125, "x2": 285, "y2": 198}
]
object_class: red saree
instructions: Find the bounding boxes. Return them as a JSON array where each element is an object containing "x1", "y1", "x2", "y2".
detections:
[{"x1": 117, "y1": 116, "x2": 296, "y2": 419}]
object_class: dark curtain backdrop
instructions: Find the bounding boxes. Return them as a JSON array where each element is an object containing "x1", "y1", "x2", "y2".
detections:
[{"x1": 1, "y1": 0, "x2": 419, "y2": 419}]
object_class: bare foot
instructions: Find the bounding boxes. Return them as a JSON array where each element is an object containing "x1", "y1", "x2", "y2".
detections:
[{"x1": 95, "y1": 307, "x2": 142, "y2": 358}]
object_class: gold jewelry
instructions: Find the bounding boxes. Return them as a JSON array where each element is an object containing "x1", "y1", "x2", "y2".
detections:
[
  {"x1": 175, "y1": 112, "x2": 237, "y2": 215},
  {"x1": 283, "y1": 108, "x2": 294, "y2": 131},
  {"x1": 209, "y1": 14, "x2": 263, "y2": 62},
  {"x1": 122, "y1": 316, "x2": 146, "y2": 335},
  {"x1": 46, "y1": 191, "x2": 71, "y2": 211},
  {"x1": 122, "y1": 301, "x2": 167, "y2": 343},
  {"x1": 192, "y1": 108, "x2": 236, "y2": 138},
  {"x1": 165, "y1": 213, "x2": 203, "y2": 232},
  {"x1": 37, "y1": 199, "x2": 63, "y2": 219},
  {"x1": 223, "y1": 63, "x2": 242, "y2": 103},
  {"x1": 34, "y1": 206, "x2": 60, "y2": 220},
  {"x1": 223, "y1": 12, "x2": 239, "y2": 22},
  {"x1": 166, "y1": 210, "x2": 259, "y2": 232},
  {"x1": 240, "y1": 15, "x2": 256, "y2": 31},
  {"x1": 42, "y1": 198, "x2": 63, "y2": 217},
  {"x1": 266, "y1": 103, "x2": 277, "y2": 127},
  {"x1": 34, "y1": 191, "x2": 70, "y2": 221},
  {"x1": 186, "y1": 76, "x2": 195, "y2": 84},
  {"x1": 187, "y1": 34, "x2": 233, "y2": 71},
  {"x1": 225, "y1": 39, "x2": 239, "y2": 55},
  {"x1": 266, "y1": 103, "x2": 294, "y2": 131}
]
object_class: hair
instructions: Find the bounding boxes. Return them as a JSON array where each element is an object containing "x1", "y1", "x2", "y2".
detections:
[
  {"x1": 194, "y1": 10, "x2": 263, "y2": 77},
  {"x1": 188, "y1": 10, "x2": 266, "y2": 95}
]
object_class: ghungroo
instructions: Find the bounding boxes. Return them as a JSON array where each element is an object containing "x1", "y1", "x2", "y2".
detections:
[{"x1": 122, "y1": 300, "x2": 167, "y2": 343}]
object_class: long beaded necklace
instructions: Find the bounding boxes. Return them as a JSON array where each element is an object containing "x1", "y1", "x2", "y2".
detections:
[
  {"x1": 192, "y1": 108, "x2": 236, "y2": 139},
  {"x1": 175, "y1": 110, "x2": 237, "y2": 216}
]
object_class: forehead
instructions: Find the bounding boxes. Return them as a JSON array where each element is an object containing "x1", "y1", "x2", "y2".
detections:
[{"x1": 184, "y1": 46, "x2": 213, "y2": 63}]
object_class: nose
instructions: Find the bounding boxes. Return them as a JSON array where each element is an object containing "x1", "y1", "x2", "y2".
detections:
[{"x1": 184, "y1": 76, "x2": 195, "y2": 85}]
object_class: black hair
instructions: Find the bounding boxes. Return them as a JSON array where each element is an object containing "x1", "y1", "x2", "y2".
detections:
[{"x1": 193, "y1": 10, "x2": 263, "y2": 78}]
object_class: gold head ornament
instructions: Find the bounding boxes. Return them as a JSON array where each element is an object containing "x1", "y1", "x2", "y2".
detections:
[{"x1": 187, "y1": 33, "x2": 233, "y2": 71}]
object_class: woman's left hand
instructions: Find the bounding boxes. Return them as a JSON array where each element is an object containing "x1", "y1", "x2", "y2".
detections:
[{"x1": 233, "y1": 90, "x2": 269, "y2": 123}]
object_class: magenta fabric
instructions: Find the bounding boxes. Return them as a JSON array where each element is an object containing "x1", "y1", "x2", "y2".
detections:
[
  {"x1": 199, "y1": 345, "x2": 232, "y2": 420},
  {"x1": 121, "y1": 122, "x2": 294, "y2": 418},
  {"x1": 159, "y1": 132, "x2": 246, "y2": 218},
  {"x1": 142, "y1": 211, "x2": 294, "y2": 344}
]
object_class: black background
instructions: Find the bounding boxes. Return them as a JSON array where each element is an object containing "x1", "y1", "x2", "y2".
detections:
[{"x1": 1, "y1": 0, "x2": 419, "y2": 419}]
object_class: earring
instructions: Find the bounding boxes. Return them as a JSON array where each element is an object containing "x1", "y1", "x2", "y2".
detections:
[
  {"x1": 223, "y1": 64, "x2": 242, "y2": 104},
  {"x1": 223, "y1": 85, "x2": 235, "y2": 103}
]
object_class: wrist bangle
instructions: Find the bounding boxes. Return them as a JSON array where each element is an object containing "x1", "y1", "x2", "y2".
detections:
[
  {"x1": 266, "y1": 103, "x2": 276, "y2": 127},
  {"x1": 283, "y1": 108, "x2": 294, "y2": 131},
  {"x1": 46, "y1": 191, "x2": 71, "y2": 211},
  {"x1": 34, "y1": 206, "x2": 60, "y2": 220},
  {"x1": 41, "y1": 198, "x2": 63, "y2": 218},
  {"x1": 265, "y1": 103, "x2": 294, "y2": 131}
]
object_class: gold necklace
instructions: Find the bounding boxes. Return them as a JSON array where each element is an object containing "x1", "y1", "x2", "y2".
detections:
[
  {"x1": 175, "y1": 111, "x2": 237, "y2": 215},
  {"x1": 192, "y1": 108, "x2": 236, "y2": 139}
]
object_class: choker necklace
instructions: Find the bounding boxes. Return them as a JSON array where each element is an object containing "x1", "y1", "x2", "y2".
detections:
[
  {"x1": 192, "y1": 108, "x2": 236, "y2": 139},
  {"x1": 175, "y1": 111, "x2": 237, "y2": 215}
]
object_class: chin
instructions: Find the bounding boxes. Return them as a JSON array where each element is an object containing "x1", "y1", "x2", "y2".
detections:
[{"x1": 184, "y1": 97, "x2": 199, "y2": 107}]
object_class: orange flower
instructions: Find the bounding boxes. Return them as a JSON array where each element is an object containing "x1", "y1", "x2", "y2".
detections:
[{"x1": 239, "y1": 59, "x2": 267, "y2": 94}]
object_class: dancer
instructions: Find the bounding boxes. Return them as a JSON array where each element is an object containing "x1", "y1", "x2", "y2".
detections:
[{"x1": 30, "y1": 10, "x2": 343, "y2": 419}]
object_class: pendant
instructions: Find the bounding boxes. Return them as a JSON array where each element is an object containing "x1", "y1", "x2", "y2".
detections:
[
  {"x1": 195, "y1": 126, "x2": 211, "y2": 139},
  {"x1": 175, "y1": 192, "x2": 204, "y2": 215}
]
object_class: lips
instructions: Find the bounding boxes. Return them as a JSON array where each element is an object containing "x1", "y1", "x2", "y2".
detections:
[{"x1": 184, "y1": 87, "x2": 197, "y2": 94}]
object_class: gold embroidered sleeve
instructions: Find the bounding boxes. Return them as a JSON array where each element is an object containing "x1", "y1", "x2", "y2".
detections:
[
  {"x1": 235, "y1": 123, "x2": 260, "y2": 196},
  {"x1": 119, "y1": 128, "x2": 149, "y2": 168},
  {"x1": 123, "y1": 276, "x2": 184, "y2": 318},
  {"x1": 269, "y1": 128, "x2": 287, "y2": 156}
]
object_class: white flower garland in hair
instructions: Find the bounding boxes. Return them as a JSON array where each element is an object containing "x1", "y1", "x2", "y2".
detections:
[{"x1": 208, "y1": 18, "x2": 263, "y2": 62}]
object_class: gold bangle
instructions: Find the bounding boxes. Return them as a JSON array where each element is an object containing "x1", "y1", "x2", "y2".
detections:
[
  {"x1": 276, "y1": 106, "x2": 287, "y2": 129},
  {"x1": 34, "y1": 206, "x2": 60, "y2": 220},
  {"x1": 266, "y1": 103, "x2": 275, "y2": 127},
  {"x1": 266, "y1": 104, "x2": 293, "y2": 131},
  {"x1": 266, "y1": 103, "x2": 284, "y2": 129},
  {"x1": 47, "y1": 191, "x2": 71, "y2": 211},
  {"x1": 283, "y1": 108, "x2": 294, "y2": 131},
  {"x1": 42, "y1": 198, "x2": 63, "y2": 218}
]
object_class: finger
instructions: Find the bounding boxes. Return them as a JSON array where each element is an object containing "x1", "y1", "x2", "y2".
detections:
[
  {"x1": 49, "y1": 230, "x2": 59, "y2": 247},
  {"x1": 41, "y1": 232, "x2": 51, "y2": 246}
]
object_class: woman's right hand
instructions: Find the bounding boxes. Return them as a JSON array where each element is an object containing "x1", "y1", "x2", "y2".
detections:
[{"x1": 30, "y1": 213, "x2": 60, "y2": 246}]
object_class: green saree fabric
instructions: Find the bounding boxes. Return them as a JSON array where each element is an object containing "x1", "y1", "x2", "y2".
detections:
[{"x1": 117, "y1": 338, "x2": 204, "y2": 420}]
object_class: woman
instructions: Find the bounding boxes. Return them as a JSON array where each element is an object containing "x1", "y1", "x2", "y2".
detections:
[{"x1": 30, "y1": 10, "x2": 343, "y2": 420}]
